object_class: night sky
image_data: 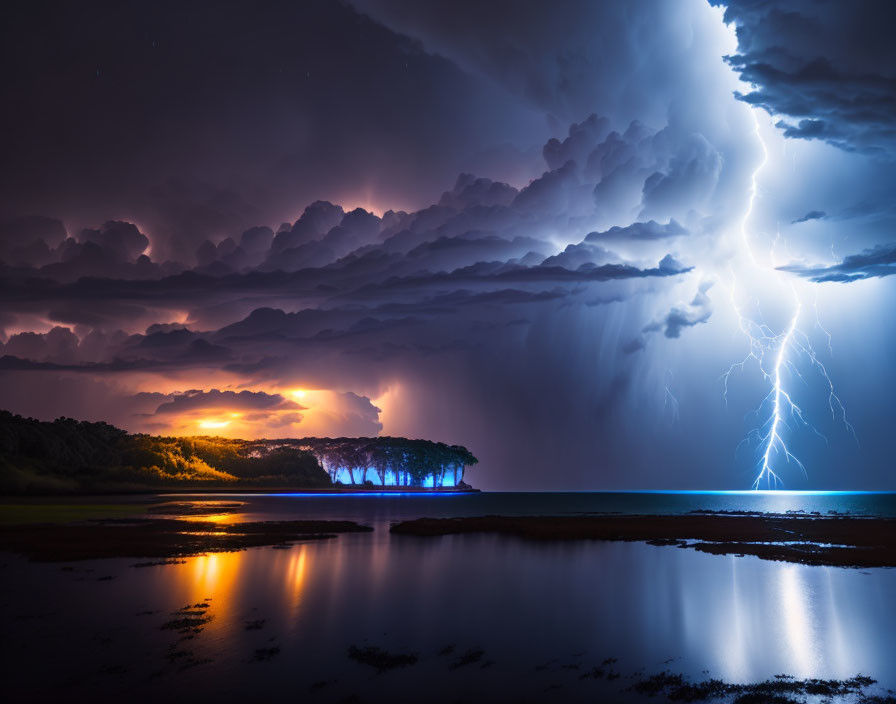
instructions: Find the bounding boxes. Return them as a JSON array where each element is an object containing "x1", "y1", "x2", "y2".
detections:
[{"x1": 2, "y1": 0, "x2": 895, "y2": 489}]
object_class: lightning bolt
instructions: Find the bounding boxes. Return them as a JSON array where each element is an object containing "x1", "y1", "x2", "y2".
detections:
[
  {"x1": 752, "y1": 301, "x2": 803, "y2": 489},
  {"x1": 663, "y1": 369, "x2": 680, "y2": 425},
  {"x1": 722, "y1": 109, "x2": 855, "y2": 489}
]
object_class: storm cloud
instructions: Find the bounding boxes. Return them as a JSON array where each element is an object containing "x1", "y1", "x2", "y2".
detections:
[
  {"x1": 0, "y1": 88, "x2": 745, "y2": 488},
  {"x1": 151, "y1": 389, "x2": 302, "y2": 415},
  {"x1": 2, "y1": 0, "x2": 894, "y2": 489},
  {"x1": 792, "y1": 211, "x2": 827, "y2": 225},
  {"x1": 780, "y1": 243, "x2": 896, "y2": 283},
  {"x1": 714, "y1": 0, "x2": 896, "y2": 155}
]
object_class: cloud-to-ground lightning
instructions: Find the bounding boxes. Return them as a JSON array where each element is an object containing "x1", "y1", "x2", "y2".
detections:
[
  {"x1": 752, "y1": 302, "x2": 804, "y2": 489},
  {"x1": 723, "y1": 108, "x2": 856, "y2": 489}
]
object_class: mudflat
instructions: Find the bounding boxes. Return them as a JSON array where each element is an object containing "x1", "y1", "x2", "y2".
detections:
[
  {"x1": 4, "y1": 508, "x2": 896, "y2": 568},
  {"x1": 390, "y1": 512, "x2": 896, "y2": 568},
  {"x1": 0, "y1": 518, "x2": 372, "y2": 561}
]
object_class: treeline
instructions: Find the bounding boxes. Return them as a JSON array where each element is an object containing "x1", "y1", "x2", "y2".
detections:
[
  {"x1": 285, "y1": 437, "x2": 478, "y2": 487},
  {"x1": 0, "y1": 411, "x2": 326, "y2": 493},
  {"x1": 0, "y1": 411, "x2": 477, "y2": 494},
  {"x1": 261, "y1": 436, "x2": 479, "y2": 487}
]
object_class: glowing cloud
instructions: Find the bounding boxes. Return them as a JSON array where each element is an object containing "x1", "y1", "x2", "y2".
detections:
[{"x1": 198, "y1": 419, "x2": 231, "y2": 429}]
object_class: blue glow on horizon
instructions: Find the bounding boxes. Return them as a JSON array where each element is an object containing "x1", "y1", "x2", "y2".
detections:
[
  {"x1": 612, "y1": 489, "x2": 895, "y2": 495},
  {"x1": 161, "y1": 489, "x2": 895, "y2": 498},
  {"x1": 274, "y1": 491, "x2": 468, "y2": 497},
  {"x1": 159, "y1": 491, "x2": 470, "y2": 498}
]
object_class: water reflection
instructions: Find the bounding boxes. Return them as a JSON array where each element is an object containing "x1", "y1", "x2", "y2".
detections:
[
  {"x1": 285, "y1": 545, "x2": 308, "y2": 615},
  {"x1": 823, "y1": 569, "x2": 851, "y2": 681},
  {"x1": 778, "y1": 565, "x2": 815, "y2": 677},
  {"x1": 154, "y1": 491, "x2": 896, "y2": 530},
  {"x1": 177, "y1": 543, "x2": 316, "y2": 628},
  {"x1": 180, "y1": 512, "x2": 238, "y2": 524},
  {"x1": 725, "y1": 560, "x2": 748, "y2": 681},
  {"x1": 4, "y1": 515, "x2": 896, "y2": 701},
  {"x1": 149, "y1": 536, "x2": 894, "y2": 690}
]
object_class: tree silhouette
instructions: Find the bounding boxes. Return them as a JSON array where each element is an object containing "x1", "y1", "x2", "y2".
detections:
[{"x1": 0, "y1": 411, "x2": 478, "y2": 493}]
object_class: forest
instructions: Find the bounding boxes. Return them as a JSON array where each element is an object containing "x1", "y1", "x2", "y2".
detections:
[
  {"x1": 0, "y1": 411, "x2": 477, "y2": 493},
  {"x1": 278, "y1": 437, "x2": 478, "y2": 487}
]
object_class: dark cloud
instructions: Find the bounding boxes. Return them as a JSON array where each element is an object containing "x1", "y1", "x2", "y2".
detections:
[
  {"x1": 438, "y1": 174, "x2": 519, "y2": 210},
  {"x1": 0, "y1": 0, "x2": 546, "y2": 261},
  {"x1": 628, "y1": 280, "x2": 714, "y2": 351},
  {"x1": 152, "y1": 389, "x2": 302, "y2": 415},
  {"x1": 652, "y1": 280, "x2": 714, "y2": 338},
  {"x1": 541, "y1": 243, "x2": 615, "y2": 270},
  {"x1": 18, "y1": 220, "x2": 183, "y2": 283},
  {"x1": 0, "y1": 356, "x2": 169, "y2": 373},
  {"x1": 0, "y1": 216, "x2": 68, "y2": 267},
  {"x1": 792, "y1": 210, "x2": 827, "y2": 224},
  {"x1": 640, "y1": 135, "x2": 723, "y2": 220},
  {"x1": 270, "y1": 201, "x2": 346, "y2": 256},
  {"x1": 714, "y1": 0, "x2": 896, "y2": 154},
  {"x1": 79, "y1": 221, "x2": 149, "y2": 261},
  {"x1": 780, "y1": 244, "x2": 896, "y2": 283},
  {"x1": 2, "y1": 327, "x2": 80, "y2": 364},
  {"x1": 585, "y1": 220, "x2": 688, "y2": 244},
  {"x1": 353, "y1": 0, "x2": 744, "y2": 130},
  {"x1": 0, "y1": 107, "x2": 715, "y2": 335}
]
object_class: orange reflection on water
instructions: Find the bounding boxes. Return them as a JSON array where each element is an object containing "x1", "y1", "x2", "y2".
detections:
[
  {"x1": 180, "y1": 513, "x2": 242, "y2": 524},
  {"x1": 285, "y1": 545, "x2": 309, "y2": 615},
  {"x1": 189, "y1": 552, "x2": 242, "y2": 598},
  {"x1": 161, "y1": 500, "x2": 248, "y2": 524},
  {"x1": 172, "y1": 541, "x2": 316, "y2": 639},
  {"x1": 184, "y1": 551, "x2": 245, "y2": 642}
]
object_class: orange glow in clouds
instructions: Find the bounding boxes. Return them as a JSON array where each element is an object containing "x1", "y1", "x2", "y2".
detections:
[
  {"x1": 198, "y1": 419, "x2": 231, "y2": 429},
  {"x1": 124, "y1": 378, "x2": 384, "y2": 438}
]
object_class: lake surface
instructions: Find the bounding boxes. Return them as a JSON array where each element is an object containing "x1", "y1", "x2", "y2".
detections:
[
  {"x1": 152, "y1": 489, "x2": 896, "y2": 525},
  {"x1": 3, "y1": 491, "x2": 895, "y2": 701}
]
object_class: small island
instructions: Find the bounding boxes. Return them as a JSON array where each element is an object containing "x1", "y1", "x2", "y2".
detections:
[{"x1": 0, "y1": 410, "x2": 478, "y2": 494}]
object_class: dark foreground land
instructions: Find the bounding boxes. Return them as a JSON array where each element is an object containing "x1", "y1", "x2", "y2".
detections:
[
  {"x1": 343, "y1": 646, "x2": 895, "y2": 704},
  {"x1": 0, "y1": 517, "x2": 372, "y2": 561},
  {"x1": 2, "y1": 500, "x2": 896, "y2": 567},
  {"x1": 390, "y1": 513, "x2": 896, "y2": 568}
]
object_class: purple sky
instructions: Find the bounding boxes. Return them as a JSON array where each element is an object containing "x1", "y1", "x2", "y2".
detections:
[{"x1": 2, "y1": 0, "x2": 896, "y2": 489}]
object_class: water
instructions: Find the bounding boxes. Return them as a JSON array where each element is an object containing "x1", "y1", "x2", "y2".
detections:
[
  {"x1": 2, "y1": 492, "x2": 895, "y2": 701},
  {"x1": 155, "y1": 489, "x2": 896, "y2": 526}
]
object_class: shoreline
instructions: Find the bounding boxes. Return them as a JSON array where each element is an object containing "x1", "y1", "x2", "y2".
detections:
[
  {"x1": 0, "y1": 518, "x2": 373, "y2": 561},
  {"x1": 390, "y1": 513, "x2": 896, "y2": 568},
  {"x1": 153, "y1": 485, "x2": 479, "y2": 494},
  {"x1": 0, "y1": 485, "x2": 479, "y2": 498},
  {"x1": 2, "y1": 504, "x2": 896, "y2": 567}
]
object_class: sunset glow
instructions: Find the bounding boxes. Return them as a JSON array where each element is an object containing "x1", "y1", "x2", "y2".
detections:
[{"x1": 198, "y1": 419, "x2": 231, "y2": 429}]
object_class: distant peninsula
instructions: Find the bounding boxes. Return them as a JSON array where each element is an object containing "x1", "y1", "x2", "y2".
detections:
[{"x1": 0, "y1": 411, "x2": 478, "y2": 494}]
